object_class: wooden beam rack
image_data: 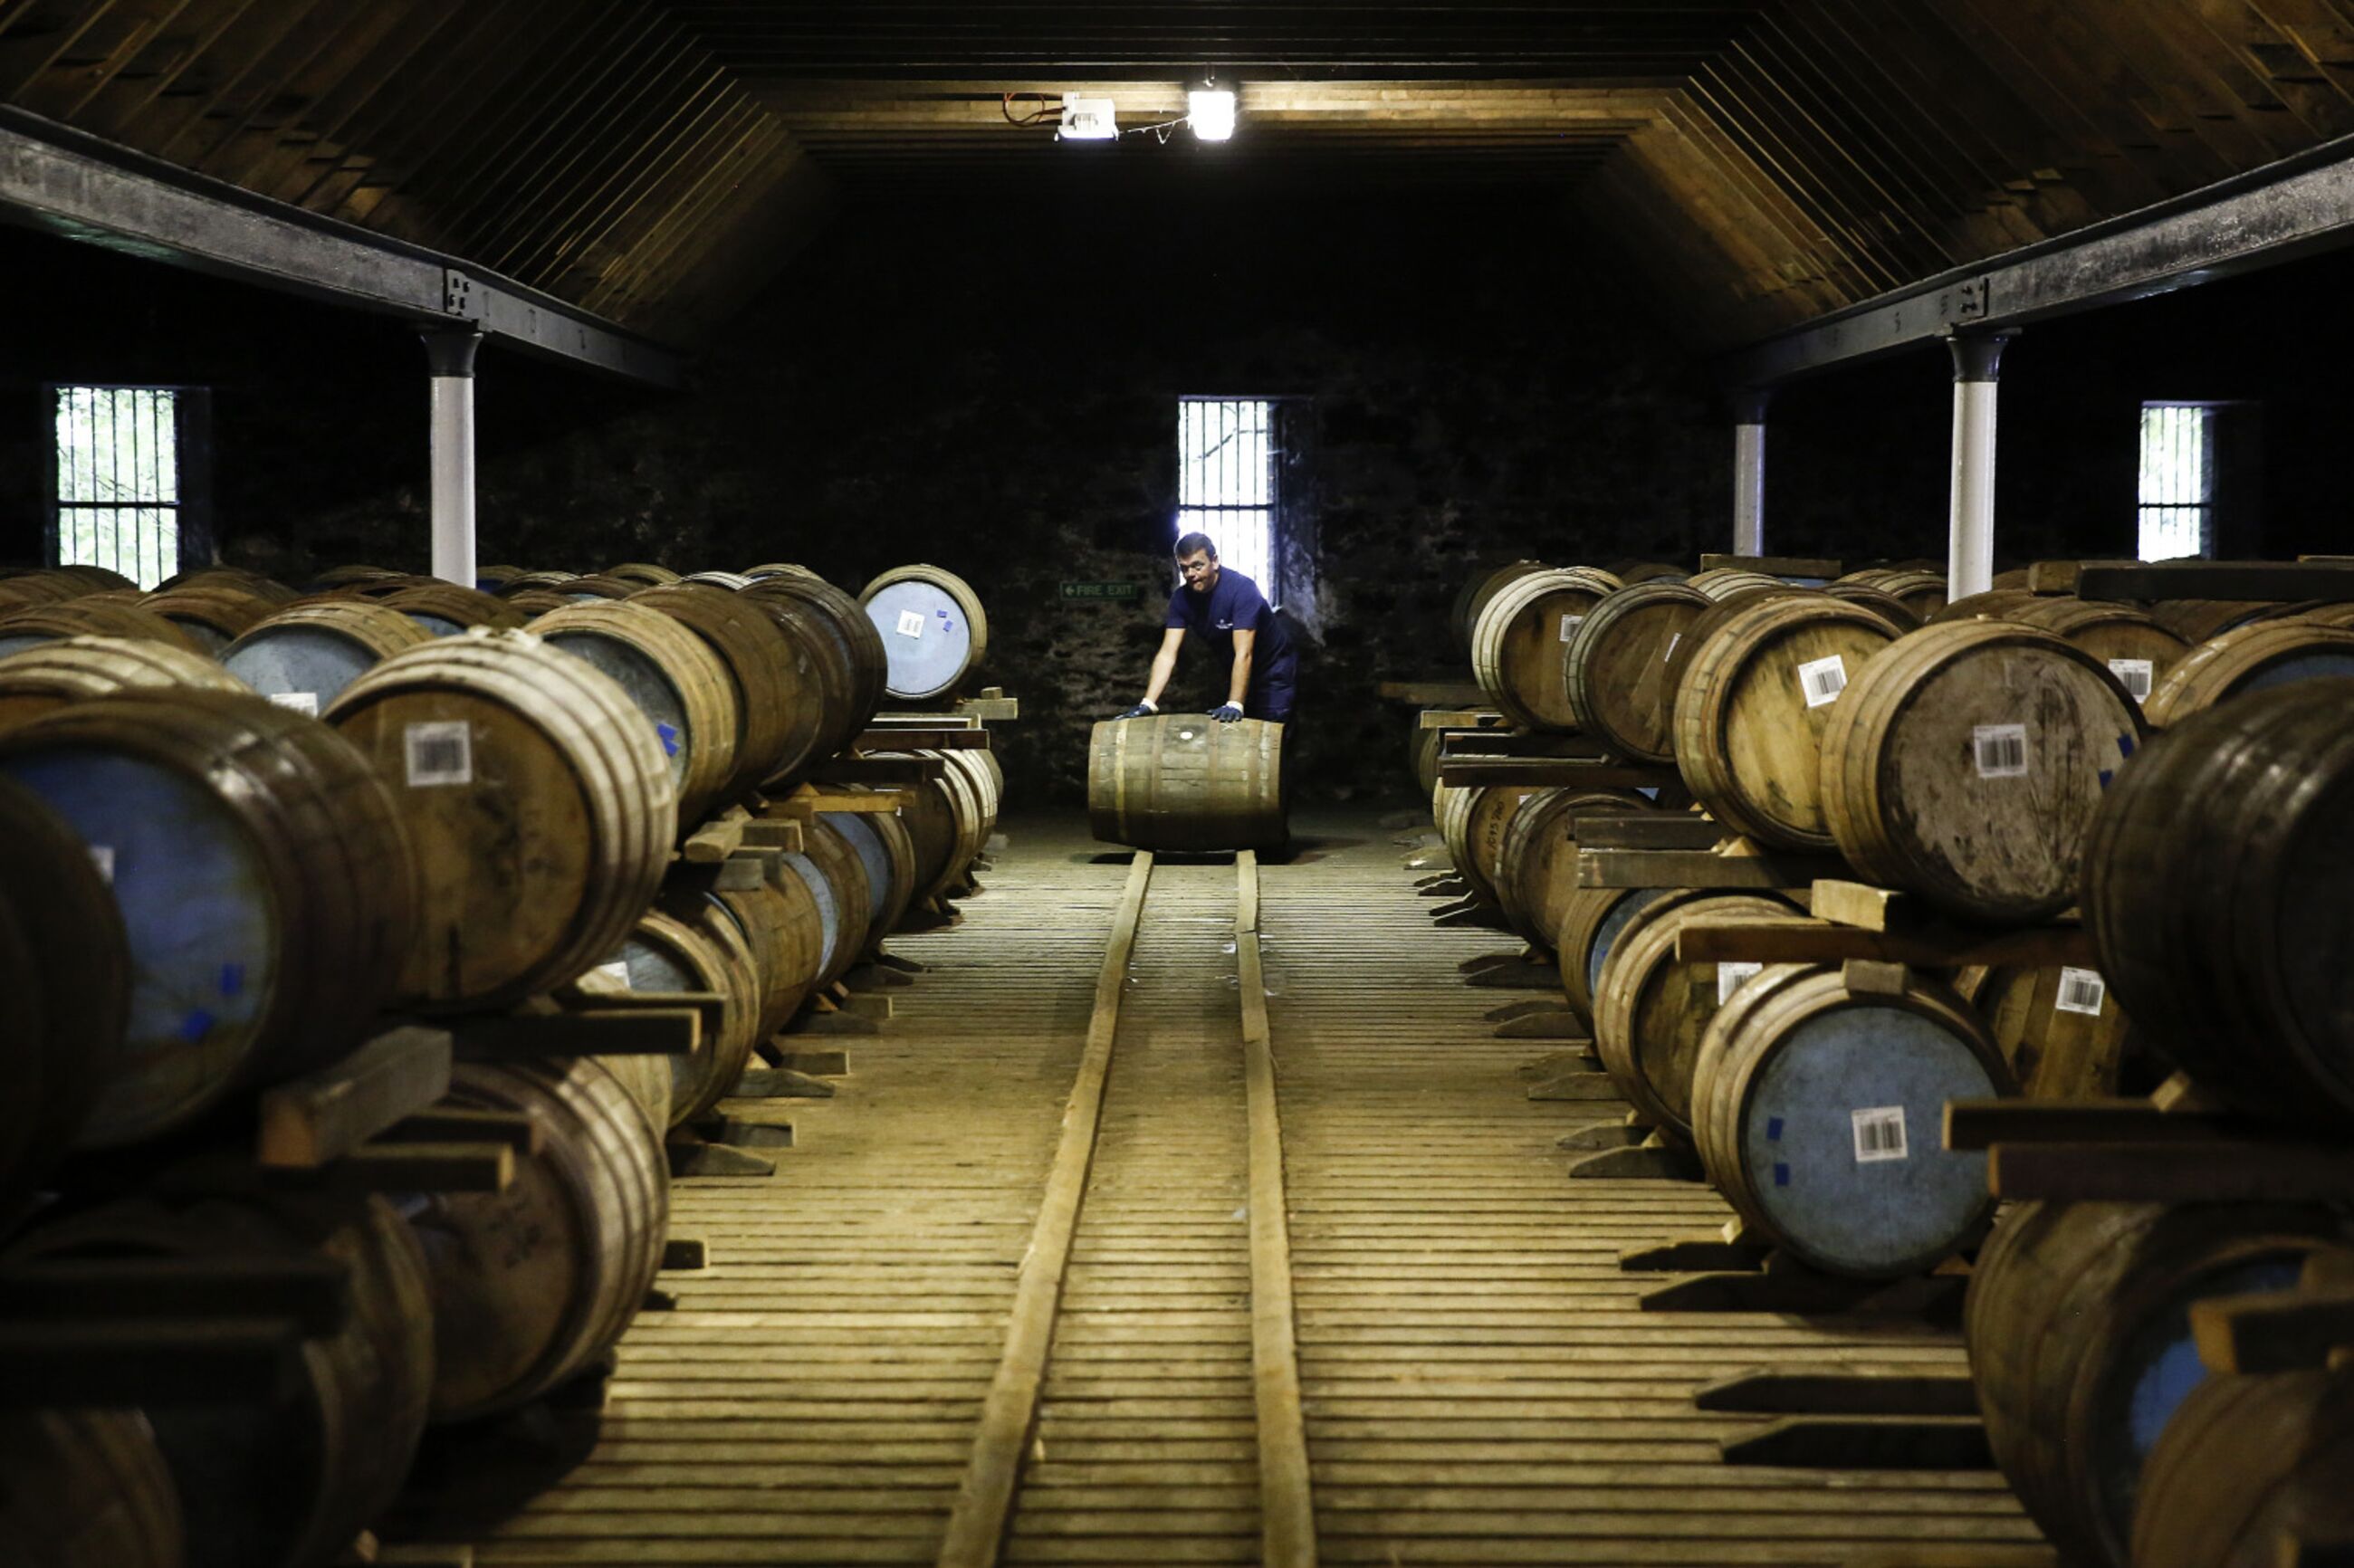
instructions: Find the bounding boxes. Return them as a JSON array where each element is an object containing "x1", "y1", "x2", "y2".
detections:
[
  {"x1": 1439, "y1": 731, "x2": 1615, "y2": 760},
  {"x1": 252, "y1": 1024, "x2": 529, "y2": 1196},
  {"x1": 808, "y1": 753, "x2": 944, "y2": 786},
  {"x1": 1415, "y1": 708, "x2": 1506, "y2": 730},
  {"x1": 852, "y1": 725, "x2": 991, "y2": 750},
  {"x1": 1378, "y1": 678, "x2": 1488, "y2": 706},
  {"x1": 444, "y1": 991, "x2": 708, "y2": 1065},
  {"x1": 1441, "y1": 754, "x2": 1682, "y2": 789},
  {"x1": 1575, "y1": 835, "x2": 1842, "y2": 890},
  {"x1": 1698, "y1": 553, "x2": 1842, "y2": 579},
  {"x1": 1947, "y1": 1079, "x2": 2354, "y2": 1204},
  {"x1": 763, "y1": 781, "x2": 907, "y2": 817},
  {"x1": 2076, "y1": 559, "x2": 2354, "y2": 603}
]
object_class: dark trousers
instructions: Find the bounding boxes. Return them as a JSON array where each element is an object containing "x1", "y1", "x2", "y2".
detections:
[{"x1": 1245, "y1": 665, "x2": 1297, "y2": 725}]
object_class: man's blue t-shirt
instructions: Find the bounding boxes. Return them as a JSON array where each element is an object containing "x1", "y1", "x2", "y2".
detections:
[{"x1": 1165, "y1": 569, "x2": 1295, "y2": 680}]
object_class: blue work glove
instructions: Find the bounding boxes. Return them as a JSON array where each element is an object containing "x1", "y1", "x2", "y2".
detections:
[
  {"x1": 1118, "y1": 703, "x2": 1156, "y2": 720},
  {"x1": 1210, "y1": 703, "x2": 1245, "y2": 722}
]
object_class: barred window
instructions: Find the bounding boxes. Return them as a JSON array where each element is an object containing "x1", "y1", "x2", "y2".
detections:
[
  {"x1": 2137, "y1": 403, "x2": 2213, "y2": 562},
  {"x1": 52, "y1": 386, "x2": 203, "y2": 589},
  {"x1": 1177, "y1": 397, "x2": 1277, "y2": 598}
]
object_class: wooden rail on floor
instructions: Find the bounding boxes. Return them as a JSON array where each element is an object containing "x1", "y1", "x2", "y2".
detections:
[
  {"x1": 936, "y1": 850, "x2": 1154, "y2": 1568},
  {"x1": 1237, "y1": 849, "x2": 1318, "y2": 1567}
]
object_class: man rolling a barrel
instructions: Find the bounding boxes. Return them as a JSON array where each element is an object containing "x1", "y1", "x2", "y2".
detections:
[{"x1": 1120, "y1": 532, "x2": 1297, "y2": 725}]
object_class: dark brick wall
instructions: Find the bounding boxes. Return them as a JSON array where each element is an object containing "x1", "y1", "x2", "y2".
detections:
[{"x1": 9, "y1": 207, "x2": 2354, "y2": 807}]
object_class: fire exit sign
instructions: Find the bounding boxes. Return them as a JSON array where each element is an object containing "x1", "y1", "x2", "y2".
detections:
[{"x1": 1060, "y1": 581, "x2": 1141, "y2": 601}]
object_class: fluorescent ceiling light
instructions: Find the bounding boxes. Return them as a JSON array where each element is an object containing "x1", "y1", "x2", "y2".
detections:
[
  {"x1": 1058, "y1": 94, "x2": 1119, "y2": 140},
  {"x1": 1189, "y1": 87, "x2": 1237, "y2": 141}
]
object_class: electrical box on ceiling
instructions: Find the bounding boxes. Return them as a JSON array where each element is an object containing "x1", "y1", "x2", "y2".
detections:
[{"x1": 1057, "y1": 95, "x2": 1119, "y2": 141}]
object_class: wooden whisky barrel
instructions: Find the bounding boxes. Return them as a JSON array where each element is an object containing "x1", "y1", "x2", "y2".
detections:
[
  {"x1": 1821, "y1": 619, "x2": 2146, "y2": 923},
  {"x1": 861, "y1": 563, "x2": 990, "y2": 701},
  {"x1": 1659, "y1": 582, "x2": 1807, "y2": 698},
  {"x1": 632, "y1": 582, "x2": 821, "y2": 796},
  {"x1": 601, "y1": 907, "x2": 763, "y2": 1126},
  {"x1": 1951, "y1": 962, "x2": 2130, "y2": 1101},
  {"x1": 1673, "y1": 594, "x2": 1902, "y2": 853},
  {"x1": 222, "y1": 601, "x2": 435, "y2": 715},
  {"x1": 0, "y1": 778, "x2": 129, "y2": 1207},
  {"x1": 1684, "y1": 568, "x2": 1786, "y2": 601},
  {"x1": 1870, "y1": 569, "x2": 1948, "y2": 620},
  {"x1": 683, "y1": 569, "x2": 753, "y2": 589},
  {"x1": 1450, "y1": 559, "x2": 1548, "y2": 648},
  {"x1": 1555, "y1": 885, "x2": 1695, "y2": 1019},
  {"x1": 0, "y1": 1410, "x2": 183, "y2": 1568},
  {"x1": 2005, "y1": 598, "x2": 2189, "y2": 708},
  {"x1": 780, "y1": 814, "x2": 876, "y2": 991},
  {"x1": 325, "y1": 630, "x2": 674, "y2": 1010},
  {"x1": 497, "y1": 569, "x2": 580, "y2": 596},
  {"x1": 309, "y1": 564, "x2": 405, "y2": 590},
  {"x1": 2148, "y1": 598, "x2": 2284, "y2": 644},
  {"x1": 1493, "y1": 786, "x2": 1652, "y2": 950},
  {"x1": 139, "y1": 583, "x2": 276, "y2": 651},
  {"x1": 1440, "y1": 782, "x2": 1547, "y2": 906},
  {"x1": 740, "y1": 574, "x2": 886, "y2": 762},
  {"x1": 1929, "y1": 588, "x2": 2037, "y2": 625},
  {"x1": 1087, "y1": 714, "x2": 1287, "y2": 852},
  {"x1": 2291, "y1": 598, "x2": 2354, "y2": 628},
  {"x1": 824, "y1": 808, "x2": 917, "y2": 952},
  {"x1": 1690, "y1": 963, "x2": 2010, "y2": 1277},
  {"x1": 742, "y1": 562, "x2": 824, "y2": 583},
  {"x1": 550, "y1": 573, "x2": 641, "y2": 600},
  {"x1": 1966, "y1": 1200, "x2": 2354, "y2": 1568},
  {"x1": 1469, "y1": 566, "x2": 1624, "y2": 730},
  {"x1": 409, "y1": 1054, "x2": 668, "y2": 1421},
  {"x1": 1601, "y1": 560, "x2": 1689, "y2": 585},
  {"x1": 1592, "y1": 891, "x2": 1796, "y2": 1138},
  {"x1": 12, "y1": 1187, "x2": 435, "y2": 1568},
  {"x1": 47, "y1": 564, "x2": 141, "y2": 594},
  {"x1": 0, "y1": 692, "x2": 416, "y2": 1144},
  {"x1": 1820, "y1": 581, "x2": 1922, "y2": 630},
  {"x1": 606, "y1": 561, "x2": 682, "y2": 587},
  {"x1": 2131, "y1": 1361, "x2": 2354, "y2": 1568},
  {"x1": 0, "y1": 636, "x2": 248, "y2": 734},
  {"x1": 1564, "y1": 579, "x2": 1712, "y2": 764},
  {"x1": 0, "y1": 571, "x2": 90, "y2": 607},
  {"x1": 2140, "y1": 620, "x2": 2354, "y2": 727},
  {"x1": 380, "y1": 582, "x2": 527, "y2": 634},
  {"x1": 526, "y1": 599, "x2": 741, "y2": 827},
  {"x1": 0, "y1": 598, "x2": 202, "y2": 657},
  {"x1": 2082, "y1": 680, "x2": 2354, "y2": 1130}
]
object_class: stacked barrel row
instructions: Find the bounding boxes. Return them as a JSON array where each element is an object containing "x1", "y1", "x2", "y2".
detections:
[
  {"x1": 1959, "y1": 662, "x2": 2354, "y2": 1568},
  {"x1": 0, "y1": 557, "x2": 1000, "y2": 1568},
  {"x1": 1436, "y1": 557, "x2": 2354, "y2": 1567}
]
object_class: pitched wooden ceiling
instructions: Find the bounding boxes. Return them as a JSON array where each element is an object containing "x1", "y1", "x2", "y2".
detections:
[{"x1": 5, "y1": 1, "x2": 2354, "y2": 353}]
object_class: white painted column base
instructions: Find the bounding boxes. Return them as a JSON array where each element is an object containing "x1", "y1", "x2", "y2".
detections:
[
  {"x1": 424, "y1": 330, "x2": 483, "y2": 588},
  {"x1": 1944, "y1": 332, "x2": 2013, "y2": 600}
]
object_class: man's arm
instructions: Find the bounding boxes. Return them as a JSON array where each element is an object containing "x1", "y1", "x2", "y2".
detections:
[
  {"x1": 1139, "y1": 626, "x2": 1186, "y2": 709},
  {"x1": 1225, "y1": 627, "x2": 1256, "y2": 708}
]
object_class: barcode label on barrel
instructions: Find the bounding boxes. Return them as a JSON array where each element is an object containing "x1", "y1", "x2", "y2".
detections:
[
  {"x1": 1796, "y1": 655, "x2": 1849, "y2": 708},
  {"x1": 2055, "y1": 967, "x2": 2107, "y2": 1016},
  {"x1": 89, "y1": 845, "x2": 114, "y2": 884},
  {"x1": 593, "y1": 960, "x2": 633, "y2": 991},
  {"x1": 1559, "y1": 614, "x2": 1584, "y2": 643},
  {"x1": 2108, "y1": 659, "x2": 2154, "y2": 702},
  {"x1": 1717, "y1": 961, "x2": 1762, "y2": 1004},
  {"x1": 895, "y1": 610, "x2": 925, "y2": 638},
  {"x1": 404, "y1": 721, "x2": 473, "y2": 787},
  {"x1": 1974, "y1": 723, "x2": 2029, "y2": 778},
  {"x1": 269, "y1": 691, "x2": 319, "y2": 716},
  {"x1": 1852, "y1": 1105, "x2": 1909, "y2": 1163}
]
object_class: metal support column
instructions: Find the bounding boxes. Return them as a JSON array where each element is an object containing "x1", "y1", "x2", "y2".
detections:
[
  {"x1": 1945, "y1": 330, "x2": 2014, "y2": 600},
  {"x1": 1731, "y1": 388, "x2": 1769, "y2": 555},
  {"x1": 424, "y1": 329, "x2": 483, "y2": 588}
]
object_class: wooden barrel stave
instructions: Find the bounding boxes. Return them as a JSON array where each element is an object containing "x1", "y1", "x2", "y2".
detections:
[
  {"x1": 380, "y1": 583, "x2": 528, "y2": 635},
  {"x1": 1493, "y1": 786, "x2": 1652, "y2": 949},
  {"x1": 140, "y1": 584, "x2": 277, "y2": 651},
  {"x1": 630, "y1": 583, "x2": 819, "y2": 798},
  {"x1": 602, "y1": 907, "x2": 762, "y2": 1126},
  {"x1": 740, "y1": 573, "x2": 885, "y2": 753},
  {"x1": 823, "y1": 808, "x2": 917, "y2": 951},
  {"x1": 1564, "y1": 579, "x2": 1712, "y2": 763},
  {"x1": 0, "y1": 598, "x2": 204, "y2": 658},
  {"x1": 736, "y1": 578, "x2": 872, "y2": 770},
  {"x1": 0, "y1": 635, "x2": 249, "y2": 736},
  {"x1": 525, "y1": 600, "x2": 741, "y2": 827},
  {"x1": 0, "y1": 692, "x2": 416, "y2": 1144},
  {"x1": 409, "y1": 1054, "x2": 669, "y2": 1421},
  {"x1": 2130, "y1": 1361, "x2": 2354, "y2": 1568},
  {"x1": 10, "y1": 1186, "x2": 434, "y2": 1568},
  {"x1": 222, "y1": 602, "x2": 435, "y2": 715},
  {"x1": 605, "y1": 562, "x2": 682, "y2": 587},
  {"x1": 1592, "y1": 891, "x2": 1796, "y2": 1139},
  {"x1": 861, "y1": 563, "x2": 990, "y2": 701},
  {"x1": 779, "y1": 814, "x2": 875, "y2": 991},
  {"x1": 1821, "y1": 619, "x2": 2146, "y2": 923},
  {"x1": 1691, "y1": 963, "x2": 2009, "y2": 1277},
  {"x1": 1966, "y1": 1200, "x2": 2354, "y2": 1568},
  {"x1": 0, "y1": 777, "x2": 130, "y2": 1202},
  {"x1": 1450, "y1": 559, "x2": 1548, "y2": 648},
  {"x1": 2083, "y1": 679, "x2": 2354, "y2": 1129},
  {"x1": 326, "y1": 631, "x2": 673, "y2": 1011},
  {"x1": 2005, "y1": 598, "x2": 2189, "y2": 709},
  {"x1": 0, "y1": 1410, "x2": 184, "y2": 1568},
  {"x1": 1555, "y1": 885, "x2": 1693, "y2": 1020},
  {"x1": 1470, "y1": 567, "x2": 1624, "y2": 731},
  {"x1": 1086, "y1": 715, "x2": 1287, "y2": 852},
  {"x1": 1674, "y1": 595, "x2": 1902, "y2": 853},
  {"x1": 2141, "y1": 620, "x2": 2354, "y2": 728},
  {"x1": 1951, "y1": 962, "x2": 2131, "y2": 1100}
]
